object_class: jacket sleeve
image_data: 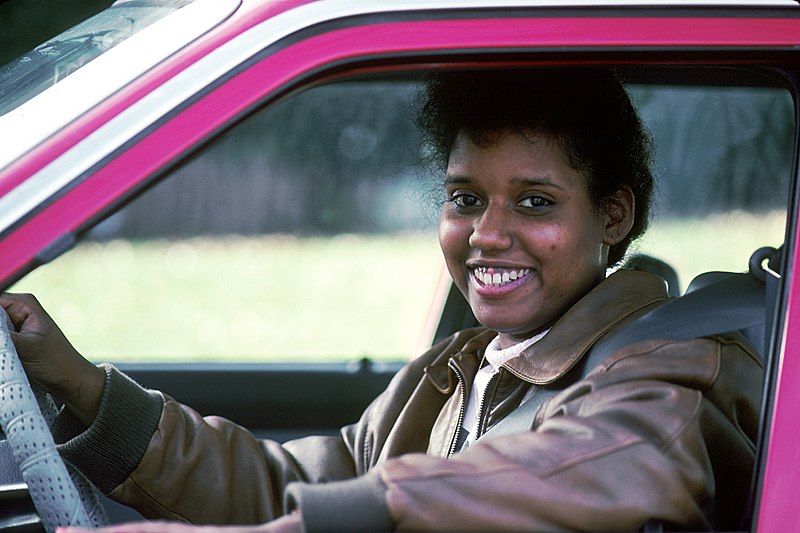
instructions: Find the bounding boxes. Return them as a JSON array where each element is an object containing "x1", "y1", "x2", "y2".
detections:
[
  {"x1": 56, "y1": 364, "x2": 361, "y2": 525},
  {"x1": 286, "y1": 336, "x2": 762, "y2": 532},
  {"x1": 52, "y1": 331, "x2": 462, "y2": 528}
]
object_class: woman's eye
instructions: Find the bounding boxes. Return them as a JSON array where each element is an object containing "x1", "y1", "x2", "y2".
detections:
[
  {"x1": 448, "y1": 193, "x2": 483, "y2": 208},
  {"x1": 519, "y1": 196, "x2": 552, "y2": 209}
]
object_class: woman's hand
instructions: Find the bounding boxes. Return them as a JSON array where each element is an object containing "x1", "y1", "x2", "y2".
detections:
[
  {"x1": 0, "y1": 292, "x2": 105, "y2": 427},
  {"x1": 56, "y1": 513, "x2": 304, "y2": 533}
]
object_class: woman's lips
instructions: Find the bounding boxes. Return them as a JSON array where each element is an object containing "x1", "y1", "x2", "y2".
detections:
[{"x1": 471, "y1": 266, "x2": 533, "y2": 295}]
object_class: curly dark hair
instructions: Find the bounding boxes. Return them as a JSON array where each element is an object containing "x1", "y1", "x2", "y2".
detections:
[{"x1": 415, "y1": 68, "x2": 654, "y2": 266}]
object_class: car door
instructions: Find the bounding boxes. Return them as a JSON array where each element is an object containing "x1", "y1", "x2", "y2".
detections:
[{"x1": 2, "y1": 2, "x2": 800, "y2": 531}]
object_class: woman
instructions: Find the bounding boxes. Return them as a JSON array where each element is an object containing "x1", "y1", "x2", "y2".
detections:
[{"x1": 1, "y1": 69, "x2": 762, "y2": 532}]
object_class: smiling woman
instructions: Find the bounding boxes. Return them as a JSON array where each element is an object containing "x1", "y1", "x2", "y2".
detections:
[
  {"x1": 1, "y1": 67, "x2": 765, "y2": 533},
  {"x1": 445, "y1": 131, "x2": 633, "y2": 336},
  {"x1": 2, "y1": 0, "x2": 800, "y2": 530},
  {"x1": 424, "y1": 69, "x2": 651, "y2": 347},
  {"x1": 440, "y1": 132, "x2": 626, "y2": 345}
]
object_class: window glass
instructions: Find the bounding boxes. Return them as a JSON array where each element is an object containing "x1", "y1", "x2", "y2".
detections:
[
  {"x1": 628, "y1": 83, "x2": 793, "y2": 292},
  {"x1": 14, "y1": 81, "x2": 444, "y2": 363},
  {"x1": 12, "y1": 71, "x2": 795, "y2": 363},
  {"x1": 0, "y1": 0, "x2": 196, "y2": 116}
]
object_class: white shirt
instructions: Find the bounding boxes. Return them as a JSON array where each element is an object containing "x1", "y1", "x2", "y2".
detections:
[{"x1": 459, "y1": 330, "x2": 549, "y2": 449}]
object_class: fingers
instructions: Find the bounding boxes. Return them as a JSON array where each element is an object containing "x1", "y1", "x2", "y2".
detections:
[
  {"x1": 0, "y1": 292, "x2": 49, "y2": 335},
  {"x1": 0, "y1": 292, "x2": 102, "y2": 424},
  {"x1": 0, "y1": 293, "x2": 54, "y2": 358},
  {"x1": 55, "y1": 520, "x2": 298, "y2": 533},
  {"x1": 0, "y1": 293, "x2": 40, "y2": 356},
  {"x1": 57, "y1": 523, "x2": 185, "y2": 533}
]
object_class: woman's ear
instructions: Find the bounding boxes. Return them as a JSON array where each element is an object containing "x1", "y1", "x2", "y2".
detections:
[{"x1": 603, "y1": 185, "x2": 635, "y2": 246}]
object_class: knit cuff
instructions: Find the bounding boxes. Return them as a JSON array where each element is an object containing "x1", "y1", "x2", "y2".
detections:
[
  {"x1": 285, "y1": 474, "x2": 393, "y2": 533},
  {"x1": 55, "y1": 364, "x2": 163, "y2": 493}
]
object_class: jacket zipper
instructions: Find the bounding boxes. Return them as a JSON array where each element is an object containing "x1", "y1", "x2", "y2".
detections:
[
  {"x1": 446, "y1": 362, "x2": 503, "y2": 456},
  {"x1": 446, "y1": 359, "x2": 467, "y2": 458},
  {"x1": 474, "y1": 371, "x2": 501, "y2": 440}
]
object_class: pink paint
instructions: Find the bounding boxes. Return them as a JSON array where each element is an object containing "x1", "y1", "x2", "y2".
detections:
[
  {"x1": 4, "y1": 14, "x2": 799, "y2": 281},
  {"x1": 2, "y1": 14, "x2": 796, "y2": 198},
  {"x1": 1, "y1": 6, "x2": 799, "y2": 528},
  {"x1": 0, "y1": 0, "x2": 314, "y2": 199},
  {"x1": 755, "y1": 228, "x2": 800, "y2": 532}
]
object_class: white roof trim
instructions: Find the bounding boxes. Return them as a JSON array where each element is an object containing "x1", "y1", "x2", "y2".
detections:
[
  {"x1": 0, "y1": 0, "x2": 240, "y2": 171},
  {"x1": 452, "y1": 0, "x2": 798, "y2": 4}
]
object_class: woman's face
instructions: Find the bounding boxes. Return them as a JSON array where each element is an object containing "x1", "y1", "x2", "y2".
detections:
[{"x1": 438, "y1": 130, "x2": 632, "y2": 348}]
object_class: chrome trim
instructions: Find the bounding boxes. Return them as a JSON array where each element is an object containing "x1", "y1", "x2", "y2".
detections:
[
  {"x1": 0, "y1": 0, "x2": 796, "y2": 237},
  {"x1": 765, "y1": 262, "x2": 782, "y2": 281}
]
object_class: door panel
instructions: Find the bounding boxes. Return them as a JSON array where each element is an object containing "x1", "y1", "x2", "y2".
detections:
[{"x1": 120, "y1": 362, "x2": 400, "y2": 441}]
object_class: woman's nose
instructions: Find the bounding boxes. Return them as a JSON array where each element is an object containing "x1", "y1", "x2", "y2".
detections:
[{"x1": 468, "y1": 206, "x2": 512, "y2": 250}]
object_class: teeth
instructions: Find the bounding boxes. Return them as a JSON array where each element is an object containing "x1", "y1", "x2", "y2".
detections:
[{"x1": 473, "y1": 267, "x2": 531, "y2": 287}]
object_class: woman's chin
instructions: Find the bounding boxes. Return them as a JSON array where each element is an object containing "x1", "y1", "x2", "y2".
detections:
[
  {"x1": 471, "y1": 301, "x2": 555, "y2": 341},
  {"x1": 474, "y1": 313, "x2": 534, "y2": 338}
]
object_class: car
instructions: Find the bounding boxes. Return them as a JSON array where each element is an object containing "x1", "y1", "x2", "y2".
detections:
[{"x1": 0, "y1": 0, "x2": 798, "y2": 531}]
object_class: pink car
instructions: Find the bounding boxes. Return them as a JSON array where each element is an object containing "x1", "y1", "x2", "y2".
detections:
[{"x1": 0, "y1": 1, "x2": 798, "y2": 531}]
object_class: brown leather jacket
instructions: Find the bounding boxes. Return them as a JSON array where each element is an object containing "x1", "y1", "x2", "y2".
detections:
[{"x1": 58, "y1": 271, "x2": 763, "y2": 532}]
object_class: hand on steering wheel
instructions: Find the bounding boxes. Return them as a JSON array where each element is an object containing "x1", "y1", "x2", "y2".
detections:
[{"x1": 0, "y1": 308, "x2": 108, "y2": 532}]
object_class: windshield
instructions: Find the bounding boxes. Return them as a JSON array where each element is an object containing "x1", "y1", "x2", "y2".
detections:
[{"x1": 0, "y1": 0, "x2": 195, "y2": 117}]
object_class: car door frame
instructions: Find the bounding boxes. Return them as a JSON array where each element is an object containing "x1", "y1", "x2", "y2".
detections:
[{"x1": 1, "y1": 3, "x2": 800, "y2": 531}]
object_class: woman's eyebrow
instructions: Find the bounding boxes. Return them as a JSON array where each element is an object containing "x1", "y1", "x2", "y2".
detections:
[
  {"x1": 510, "y1": 176, "x2": 564, "y2": 189},
  {"x1": 444, "y1": 175, "x2": 472, "y2": 185},
  {"x1": 443, "y1": 175, "x2": 566, "y2": 190}
]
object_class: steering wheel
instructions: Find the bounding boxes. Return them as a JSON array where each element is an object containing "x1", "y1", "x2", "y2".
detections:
[{"x1": 0, "y1": 310, "x2": 107, "y2": 532}]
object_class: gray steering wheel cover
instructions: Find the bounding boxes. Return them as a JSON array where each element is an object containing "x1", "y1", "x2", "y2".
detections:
[{"x1": 0, "y1": 310, "x2": 106, "y2": 532}]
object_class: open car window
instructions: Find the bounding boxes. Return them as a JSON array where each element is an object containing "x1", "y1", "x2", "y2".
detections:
[
  {"x1": 9, "y1": 68, "x2": 794, "y2": 364},
  {"x1": 629, "y1": 79, "x2": 792, "y2": 291},
  {"x1": 11, "y1": 80, "x2": 444, "y2": 363}
]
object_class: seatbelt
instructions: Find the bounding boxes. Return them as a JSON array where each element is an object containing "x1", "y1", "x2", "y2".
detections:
[
  {"x1": 482, "y1": 247, "x2": 781, "y2": 442},
  {"x1": 587, "y1": 271, "x2": 766, "y2": 362}
]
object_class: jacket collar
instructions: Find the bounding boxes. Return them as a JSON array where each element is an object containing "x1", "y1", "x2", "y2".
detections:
[
  {"x1": 425, "y1": 270, "x2": 669, "y2": 390},
  {"x1": 505, "y1": 270, "x2": 668, "y2": 384}
]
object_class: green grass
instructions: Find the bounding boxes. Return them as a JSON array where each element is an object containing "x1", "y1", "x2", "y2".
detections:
[
  {"x1": 635, "y1": 210, "x2": 786, "y2": 292},
  {"x1": 11, "y1": 210, "x2": 786, "y2": 363},
  {"x1": 12, "y1": 233, "x2": 444, "y2": 363}
]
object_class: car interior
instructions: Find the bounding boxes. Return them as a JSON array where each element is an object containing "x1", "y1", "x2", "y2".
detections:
[{"x1": 0, "y1": 60, "x2": 795, "y2": 531}]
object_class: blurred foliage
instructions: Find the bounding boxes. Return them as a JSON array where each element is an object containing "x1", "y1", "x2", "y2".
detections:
[
  {"x1": 629, "y1": 85, "x2": 794, "y2": 216},
  {"x1": 93, "y1": 81, "x2": 436, "y2": 239},
  {"x1": 93, "y1": 79, "x2": 794, "y2": 241}
]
